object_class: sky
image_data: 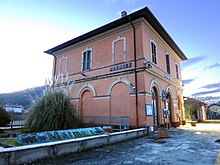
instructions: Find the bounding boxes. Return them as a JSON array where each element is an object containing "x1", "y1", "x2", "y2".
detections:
[{"x1": 0, "y1": 0, "x2": 220, "y2": 101}]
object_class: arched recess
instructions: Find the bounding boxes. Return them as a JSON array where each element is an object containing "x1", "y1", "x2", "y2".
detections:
[
  {"x1": 177, "y1": 90, "x2": 184, "y2": 124},
  {"x1": 78, "y1": 84, "x2": 96, "y2": 125},
  {"x1": 164, "y1": 87, "x2": 174, "y2": 126},
  {"x1": 77, "y1": 83, "x2": 96, "y2": 98},
  {"x1": 80, "y1": 89, "x2": 94, "y2": 125},
  {"x1": 112, "y1": 36, "x2": 126, "y2": 64},
  {"x1": 165, "y1": 86, "x2": 173, "y2": 99},
  {"x1": 151, "y1": 86, "x2": 160, "y2": 128},
  {"x1": 110, "y1": 82, "x2": 130, "y2": 118},
  {"x1": 149, "y1": 78, "x2": 161, "y2": 97},
  {"x1": 107, "y1": 78, "x2": 133, "y2": 95}
]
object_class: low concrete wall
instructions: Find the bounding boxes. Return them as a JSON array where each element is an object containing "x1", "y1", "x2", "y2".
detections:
[{"x1": 0, "y1": 128, "x2": 147, "y2": 165}]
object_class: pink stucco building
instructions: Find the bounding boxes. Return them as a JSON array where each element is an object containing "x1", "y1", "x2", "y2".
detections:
[{"x1": 45, "y1": 7, "x2": 187, "y2": 130}]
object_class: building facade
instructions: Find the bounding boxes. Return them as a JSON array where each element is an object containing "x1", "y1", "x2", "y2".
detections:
[
  {"x1": 207, "y1": 102, "x2": 220, "y2": 119},
  {"x1": 184, "y1": 97, "x2": 207, "y2": 121},
  {"x1": 4, "y1": 104, "x2": 25, "y2": 113},
  {"x1": 45, "y1": 7, "x2": 187, "y2": 129}
]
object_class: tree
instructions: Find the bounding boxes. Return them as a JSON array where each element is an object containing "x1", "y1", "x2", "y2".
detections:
[
  {"x1": 26, "y1": 90, "x2": 79, "y2": 132},
  {"x1": 0, "y1": 103, "x2": 11, "y2": 127}
]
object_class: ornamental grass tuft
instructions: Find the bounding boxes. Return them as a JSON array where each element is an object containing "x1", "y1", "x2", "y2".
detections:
[{"x1": 26, "y1": 90, "x2": 79, "y2": 132}]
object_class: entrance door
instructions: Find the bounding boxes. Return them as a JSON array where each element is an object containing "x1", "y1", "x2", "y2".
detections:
[
  {"x1": 152, "y1": 87, "x2": 159, "y2": 128},
  {"x1": 165, "y1": 93, "x2": 172, "y2": 127}
]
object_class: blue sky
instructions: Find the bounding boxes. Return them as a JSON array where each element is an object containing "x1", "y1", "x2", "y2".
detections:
[{"x1": 0, "y1": 0, "x2": 220, "y2": 100}]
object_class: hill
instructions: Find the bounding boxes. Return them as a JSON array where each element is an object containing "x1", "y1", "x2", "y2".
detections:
[{"x1": 0, "y1": 86, "x2": 47, "y2": 109}]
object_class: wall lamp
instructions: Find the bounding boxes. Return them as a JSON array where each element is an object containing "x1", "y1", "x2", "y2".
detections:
[
  {"x1": 143, "y1": 59, "x2": 154, "y2": 69},
  {"x1": 81, "y1": 72, "x2": 87, "y2": 77}
]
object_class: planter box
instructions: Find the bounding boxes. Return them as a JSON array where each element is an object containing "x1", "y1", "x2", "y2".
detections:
[
  {"x1": 181, "y1": 120, "x2": 186, "y2": 125},
  {"x1": 158, "y1": 128, "x2": 169, "y2": 138},
  {"x1": 173, "y1": 122, "x2": 180, "y2": 128},
  {"x1": 103, "y1": 126, "x2": 112, "y2": 134},
  {"x1": 191, "y1": 121, "x2": 196, "y2": 126}
]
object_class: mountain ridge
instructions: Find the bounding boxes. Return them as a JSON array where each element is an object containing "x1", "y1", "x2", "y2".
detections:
[{"x1": 0, "y1": 86, "x2": 47, "y2": 109}]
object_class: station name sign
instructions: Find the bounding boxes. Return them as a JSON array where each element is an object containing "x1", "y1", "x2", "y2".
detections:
[
  {"x1": 164, "y1": 74, "x2": 172, "y2": 81},
  {"x1": 17, "y1": 127, "x2": 105, "y2": 145},
  {"x1": 109, "y1": 62, "x2": 132, "y2": 72}
]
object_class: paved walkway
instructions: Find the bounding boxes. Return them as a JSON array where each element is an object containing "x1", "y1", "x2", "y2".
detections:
[
  {"x1": 179, "y1": 123, "x2": 220, "y2": 133},
  {"x1": 33, "y1": 123, "x2": 220, "y2": 165}
]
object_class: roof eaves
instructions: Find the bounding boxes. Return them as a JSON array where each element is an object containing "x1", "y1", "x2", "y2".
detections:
[
  {"x1": 44, "y1": 8, "x2": 146, "y2": 55},
  {"x1": 44, "y1": 7, "x2": 187, "y2": 61}
]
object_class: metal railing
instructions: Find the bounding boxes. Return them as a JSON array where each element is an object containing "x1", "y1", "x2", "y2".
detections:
[{"x1": 81, "y1": 116, "x2": 130, "y2": 131}]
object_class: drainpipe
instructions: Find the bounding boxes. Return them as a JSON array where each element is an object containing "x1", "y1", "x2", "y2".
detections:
[
  {"x1": 49, "y1": 53, "x2": 57, "y2": 86},
  {"x1": 128, "y1": 16, "x2": 139, "y2": 128}
]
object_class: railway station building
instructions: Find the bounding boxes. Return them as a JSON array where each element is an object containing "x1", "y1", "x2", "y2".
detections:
[{"x1": 45, "y1": 7, "x2": 187, "y2": 130}]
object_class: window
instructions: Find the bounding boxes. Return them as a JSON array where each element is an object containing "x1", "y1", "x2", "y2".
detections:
[
  {"x1": 59, "y1": 57, "x2": 68, "y2": 76},
  {"x1": 82, "y1": 49, "x2": 92, "y2": 71},
  {"x1": 150, "y1": 40, "x2": 157, "y2": 65},
  {"x1": 112, "y1": 36, "x2": 126, "y2": 64},
  {"x1": 165, "y1": 54, "x2": 170, "y2": 74},
  {"x1": 175, "y1": 63, "x2": 179, "y2": 79}
]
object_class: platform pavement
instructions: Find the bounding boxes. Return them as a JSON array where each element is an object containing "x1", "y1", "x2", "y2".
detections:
[{"x1": 1, "y1": 123, "x2": 220, "y2": 164}]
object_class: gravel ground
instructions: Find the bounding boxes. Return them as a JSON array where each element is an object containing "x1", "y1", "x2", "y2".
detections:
[{"x1": 32, "y1": 123, "x2": 220, "y2": 165}]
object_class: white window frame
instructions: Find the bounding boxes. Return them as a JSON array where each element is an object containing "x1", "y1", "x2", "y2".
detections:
[
  {"x1": 59, "y1": 56, "x2": 68, "y2": 76},
  {"x1": 82, "y1": 48, "x2": 92, "y2": 72},
  {"x1": 175, "y1": 62, "x2": 179, "y2": 79},
  {"x1": 112, "y1": 36, "x2": 126, "y2": 64},
  {"x1": 165, "y1": 52, "x2": 171, "y2": 74},
  {"x1": 150, "y1": 39, "x2": 158, "y2": 65}
]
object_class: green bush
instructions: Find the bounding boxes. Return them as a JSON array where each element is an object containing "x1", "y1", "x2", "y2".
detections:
[
  {"x1": 0, "y1": 105, "x2": 11, "y2": 127},
  {"x1": 26, "y1": 90, "x2": 79, "y2": 132}
]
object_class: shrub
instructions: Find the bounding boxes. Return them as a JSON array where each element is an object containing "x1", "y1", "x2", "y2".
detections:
[
  {"x1": 26, "y1": 90, "x2": 79, "y2": 132},
  {"x1": 0, "y1": 105, "x2": 11, "y2": 127}
]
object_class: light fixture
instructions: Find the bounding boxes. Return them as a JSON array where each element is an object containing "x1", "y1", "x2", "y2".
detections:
[
  {"x1": 143, "y1": 59, "x2": 153, "y2": 69},
  {"x1": 81, "y1": 72, "x2": 87, "y2": 77}
]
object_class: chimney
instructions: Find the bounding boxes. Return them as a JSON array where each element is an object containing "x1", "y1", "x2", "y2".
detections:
[{"x1": 121, "y1": 11, "x2": 127, "y2": 18}]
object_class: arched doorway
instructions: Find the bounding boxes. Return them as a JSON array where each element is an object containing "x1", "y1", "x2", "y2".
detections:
[
  {"x1": 165, "y1": 92, "x2": 173, "y2": 127},
  {"x1": 152, "y1": 87, "x2": 159, "y2": 129},
  {"x1": 178, "y1": 96, "x2": 183, "y2": 124},
  {"x1": 110, "y1": 83, "x2": 130, "y2": 125}
]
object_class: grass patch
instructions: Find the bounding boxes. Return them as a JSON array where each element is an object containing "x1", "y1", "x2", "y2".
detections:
[
  {"x1": 0, "y1": 138, "x2": 19, "y2": 147},
  {"x1": 1, "y1": 128, "x2": 29, "y2": 134}
]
